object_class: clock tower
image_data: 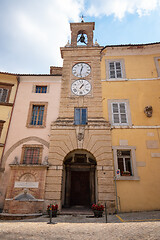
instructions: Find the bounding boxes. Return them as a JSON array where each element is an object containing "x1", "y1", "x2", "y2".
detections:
[{"x1": 45, "y1": 21, "x2": 116, "y2": 213}]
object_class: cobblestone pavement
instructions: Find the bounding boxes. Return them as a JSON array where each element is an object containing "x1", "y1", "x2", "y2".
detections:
[{"x1": 0, "y1": 211, "x2": 160, "y2": 240}]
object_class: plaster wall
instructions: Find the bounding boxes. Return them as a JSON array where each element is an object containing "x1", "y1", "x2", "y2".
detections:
[
  {"x1": 101, "y1": 44, "x2": 160, "y2": 212},
  {"x1": 0, "y1": 75, "x2": 61, "y2": 209}
]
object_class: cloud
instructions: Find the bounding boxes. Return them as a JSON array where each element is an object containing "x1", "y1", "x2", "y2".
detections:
[
  {"x1": 87, "y1": 0, "x2": 160, "y2": 19},
  {"x1": 0, "y1": 0, "x2": 84, "y2": 73}
]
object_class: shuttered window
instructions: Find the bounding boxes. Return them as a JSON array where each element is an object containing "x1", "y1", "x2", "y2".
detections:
[
  {"x1": 0, "y1": 88, "x2": 9, "y2": 102},
  {"x1": 74, "y1": 108, "x2": 87, "y2": 125},
  {"x1": 112, "y1": 102, "x2": 127, "y2": 124},
  {"x1": 109, "y1": 61, "x2": 122, "y2": 79}
]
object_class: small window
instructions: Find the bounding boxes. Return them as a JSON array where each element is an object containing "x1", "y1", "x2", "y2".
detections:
[
  {"x1": 109, "y1": 61, "x2": 122, "y2": 79},
  {"x1": 0, "y1": 120, "x2": 5, "y2": 138},
  {"x1": 112, "y1": 102, "x2": 127, "y2": 124},
  {"x1": 117, "y1": 150, "x2": 132, "y2": 176},
  {"x1": 154, "y1": 57, "x2": 160, "y2": 77},
  {"x1": 31, "y1": 105, "x2": 45, "y2": 125},
  {"x1": 74, "y1": 108, "x2": 87, "y2": 125},
  {"x1": 21, "y1": 145, "x2": 43, "y2": 165},
  {"x1": 23, "y1": 147, "x2": 40, "y2": 164},
  {"x1": 35, "y1": 86, "x2": 47, "y2": 93},
  {"x1": 0, "y1": 88, "x2": 9, "y2": 102}
]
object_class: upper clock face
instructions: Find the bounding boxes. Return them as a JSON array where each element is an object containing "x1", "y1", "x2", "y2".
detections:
[
  {"x1": 72, "y1": 62, "x2": 91, "y2": 78},
  {"x1": 71, "y1": 79, "x2": 91, "y2": 96}
]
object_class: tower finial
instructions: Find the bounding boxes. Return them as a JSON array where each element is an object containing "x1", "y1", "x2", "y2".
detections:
[{"x1": 81, "y1": 15, "x2": 85, "y2": 22}]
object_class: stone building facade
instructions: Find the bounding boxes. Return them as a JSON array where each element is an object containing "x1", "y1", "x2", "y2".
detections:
[{"x1": 0, "y1": 20, "x2": 160, "y2": 214}]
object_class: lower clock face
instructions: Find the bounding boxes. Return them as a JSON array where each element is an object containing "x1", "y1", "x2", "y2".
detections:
[{"x1": 71, "y1": 79, "x2": 91, "y2": 96}]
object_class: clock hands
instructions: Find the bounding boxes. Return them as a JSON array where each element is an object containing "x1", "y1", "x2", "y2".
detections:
[
  {"x1": 79, "y1": 84, "x2": 84, "y2": 89},
  {"x1": 80, "y1": 64, "x2": 83, "y2": 77}
]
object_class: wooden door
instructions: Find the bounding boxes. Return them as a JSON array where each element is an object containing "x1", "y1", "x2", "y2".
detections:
[{"x1": 70, "y1": 171, "x2": 90, "y2": 206}]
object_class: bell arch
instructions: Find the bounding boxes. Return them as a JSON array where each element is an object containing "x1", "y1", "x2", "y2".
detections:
[
  {"x1": 70, "y1": 22, "x2": 95, "y2": 47},
  {"x1": 62, "y1": 149, "x2": 97, "y2": 208},
  {"x1": 77, "y1": 30, "x2": 88, "y2": 45}
]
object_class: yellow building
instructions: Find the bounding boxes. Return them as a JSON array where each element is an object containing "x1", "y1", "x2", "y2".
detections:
[
  {"x1": 0, "y1": 73, "x2": 18, "y2": 184},
  {"x1": 101, "y1": 43, "x2": 160, "y2": 212}
]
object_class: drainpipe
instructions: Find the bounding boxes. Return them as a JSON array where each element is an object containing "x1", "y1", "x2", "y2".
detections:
[{"x1": 0, "y1": 75, "x2": 20, "y2": 168}]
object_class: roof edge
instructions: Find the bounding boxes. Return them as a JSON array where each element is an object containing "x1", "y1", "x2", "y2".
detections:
[{"x1": 101, "y1": 41, "x2": 160, "y2": 52}]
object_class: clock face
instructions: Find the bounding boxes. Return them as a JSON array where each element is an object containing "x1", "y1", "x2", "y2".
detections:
[
  {"x1": 72, "y1": 62, "x2": 91, "y2": 78},
  {"x1": 71, "y1": 79, "x2": 91, "y2": 96}
]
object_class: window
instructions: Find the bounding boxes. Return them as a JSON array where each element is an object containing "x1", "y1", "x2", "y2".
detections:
[
  {"x1": 0, "y1": 88, "x2": 9, "y2": 103},
  {"x1": 26, "y1": 102, "x2": 48, "y2": 128},
  {"x1": 35, "y1": 86, "x2": 47, "y2": 93},
  {"x1": 112, "y1": 146, "x2": 139, "y2": 180},
  {"x1": 74, "y1": 108, "x2": 87, "y2": 125},
  {"x1": 154, "y1": 57, "x2": 160, "y2": 77},
  {"x1": 108, "y1": 100, "x2": 132, "y2": 126},
  {"x1": 112, "y1": 102, "x2": 127, "y2": 124},
  {"x1": 0, "y1": 120, "x2": 5, "y2": 138},
  {"x1": 21, "y1": 145, "x2": 43, "y2": 164},
  {"x1": 109, "y1": 61, "x2": 122, "y2": 79},
  {"x1": 105, "y1": 59, "x2": 126, "y2": 80},
  {"x1": 117, "y1": 150, "x2": 132, "y2": 176},
  {"x1": 31, "y1": 105, "x2": 44, "y2": 125}
]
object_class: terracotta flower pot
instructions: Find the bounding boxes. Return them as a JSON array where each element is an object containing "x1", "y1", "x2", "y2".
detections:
[
  {"x1": 93, "y1": 210, "x2": 103, "y2": 218},
  {"x1": 48, "y1": 210, "x2": 58, "y2": 217}
]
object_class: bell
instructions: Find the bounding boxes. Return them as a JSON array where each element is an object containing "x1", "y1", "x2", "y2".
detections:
[{"x1": 77, "y1": 33, "x2": 86, "y2": 44}]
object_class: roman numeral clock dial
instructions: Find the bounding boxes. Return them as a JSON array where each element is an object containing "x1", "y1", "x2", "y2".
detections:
[
  {"x1": 71, "y1": 63, "x2": 92, "y2": 96},
  {"x1": 72, "y1": 62, "x2": 91, "y2": 78}
]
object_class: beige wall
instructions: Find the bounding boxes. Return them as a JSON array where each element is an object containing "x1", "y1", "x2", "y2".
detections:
[{"x1": 0, "y1": 75, "x2": 61, "y2": 208}]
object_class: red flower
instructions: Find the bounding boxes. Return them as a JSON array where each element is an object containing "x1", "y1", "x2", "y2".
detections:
[
  {"x1": 91, "y1": 203, "x2": 104, "y2": 211},
  {"x1": 47, "y1": 204, "x2": 58, "y2": 211}
]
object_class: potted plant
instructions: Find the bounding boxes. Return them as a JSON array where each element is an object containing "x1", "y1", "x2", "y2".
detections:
[
  {"x1": 91, "y1": 203, "x2": 104, "y2": 218},
  {"x1": 47, "y1": 204, "x2": 58, "y2": 217},
  {"x1": 121, "y1": 171, "x2": 131, "y2": 176}
]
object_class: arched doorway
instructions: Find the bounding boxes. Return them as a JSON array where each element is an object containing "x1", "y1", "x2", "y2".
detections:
[{"x1": 63, "y1": 150, "x2": 97, "y2": 208}]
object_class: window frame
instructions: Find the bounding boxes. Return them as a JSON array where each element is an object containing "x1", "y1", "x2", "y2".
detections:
[
  {"x1": 105, "y1": 59, "x2": 126, "y2": 80},
  {"x1": 74, "y1": 107, "x2": 87, "y2": 125},
  {"x1": 108, "y1": 99, "x2": 132, "y2": 127},
  {"x1": 21, "y1": 144, "x2": 43, "y2": 165},
  {"x1": 35, "y1": 85, "x2": 47, "y2": 93},
  {"x1": 0, "y1": 83, "x2": 13, "y2": 104},
  {"x1": 0, "y1": 120, "x2": 5, "y2": 138},
  {"x1": 26, "y1": 102, "x2": 48, "y2": 128},
  {"x1": 154, "y1": 57, "x2": 160, "y2": 77},
  {"x1": 112, "y1": 146, "x2": 139, "y2": 180}
]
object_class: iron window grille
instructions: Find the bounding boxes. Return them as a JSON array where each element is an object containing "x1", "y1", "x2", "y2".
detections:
[{"x1": 23, "y1": 147, "x2": 40, "y2": 164}]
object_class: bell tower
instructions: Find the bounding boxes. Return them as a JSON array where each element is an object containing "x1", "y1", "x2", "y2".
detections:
[
  {"x1": 70, "y1": 22, "x2": 95, "y2": 47},
  {"x1": 45, "y1": 21, "x2": 116, "y2": 214}
]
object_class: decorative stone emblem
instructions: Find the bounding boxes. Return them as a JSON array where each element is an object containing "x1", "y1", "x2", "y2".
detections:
[
  {"x1": 20, "y1": 173, "x2": 35, "y2": 182},
  {"x1": 78, "y1": 132, "x2": 84, "y2": 141},
  {"x1": 144, "y1": 106, "x2": 153, "y2": 117}
]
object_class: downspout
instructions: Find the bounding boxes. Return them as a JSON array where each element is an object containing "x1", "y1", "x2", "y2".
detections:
[{"x1": 0, "y1": 75, "x2": 20, "y2": 168}]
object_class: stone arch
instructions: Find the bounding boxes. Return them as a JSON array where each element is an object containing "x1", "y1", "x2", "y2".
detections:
[
  {"x1": 77, "y1": 30, "x2": 88, "y2": 45},
  {"x1": 19, "y1": 173, "x2": 36, "y2": 182},
  {"x1": 2, "y1": 136, "x2": 49, "y2": 167},
  {"x1": 62, "y1": 149, "x2": 97, "y2": 208}
]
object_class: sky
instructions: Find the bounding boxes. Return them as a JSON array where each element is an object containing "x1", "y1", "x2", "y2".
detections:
[{"x1": 0, "y1": 0, "x2": 160, "y2": 74}]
